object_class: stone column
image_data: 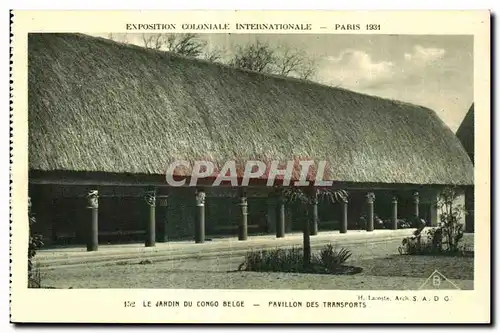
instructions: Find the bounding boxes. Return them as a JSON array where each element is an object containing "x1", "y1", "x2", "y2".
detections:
[
  {"x1": 238, "y1": 187, "x2": 248, "y2": 241},
  {"x1": 276, "y1": 192, "x2": 285, "y2": 238},
  {"x1": 86, "y1": 190, "x2": 99, "y2": 252},
  {"x1": 144, "y1": 189, "x2": 156, "y2": 247},
  {"x1": 310, "y1": 189, "x2": 319, "y2": 236},
  {"x1": 157, "y1": 194, "x2": 168, "y2": 242},
  {"x1": 194, "y1": 189, "x2": 206, "y2": 243},
  {"x1": 413, "y1": 191, "x2": 420, "y2": 218},
  {"x1": 392, "y1": 196, "x2": 398, "y2": 230},
  {"x1": 303, "y1": 205, "x2": 311, "y2": 264},
  {"x1": 366, "y1": 192, "x2": 375, "y2": 232},
  {"x1": 340, "y1": 198, "x2": 348, "y2": 234}
]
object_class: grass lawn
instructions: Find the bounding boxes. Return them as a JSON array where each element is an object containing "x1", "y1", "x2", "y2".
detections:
[{"x1": 355, "y1": 254, "x2": 474, "y2": 280}]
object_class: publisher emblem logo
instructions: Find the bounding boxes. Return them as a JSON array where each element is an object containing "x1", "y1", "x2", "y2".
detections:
[{"x1": 419, "y1": 270, "x2": 461, "y2": 290}]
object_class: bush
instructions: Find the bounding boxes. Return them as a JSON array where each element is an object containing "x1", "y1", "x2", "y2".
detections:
[
  {"x1": 398, "y1": 219, "x2": 412, "y2": 229},
  {"x1": 382, "y1": 218, "x2": 412, "y2": 229},
  {"x1": 238, "y1": 246, "x2": 304, "y2": 273},
  {"x1": 361, "y1": 215, "x2": 418, "y2": 230},
  {"x1": 238, "y1": 244, "x2": 357, "y2": 274},
  {"x1": 374, "y1": 216, "x2": 384, "y2": 229},
  {"x1": 27, "y1": 263, "x2": 42, "y2": 288},
  {"x1": 398, "y1": 187, "x2": 469, "y2": 257},
  {"x1": 437, "y1": 187, "x2": 466, "y2": 252},
  {"x1": 318, "y1": 244, "x2": 352, "y2": 272},
  {"x1": 28, "y1": 198, "x2": 44, "y2": 288},
  {"x1": 398, "y1": 228, "x2": 471, "y2": 256}
]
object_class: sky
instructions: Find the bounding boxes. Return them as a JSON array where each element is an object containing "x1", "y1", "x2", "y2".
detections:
[{"x1": 92, "y1": 33, "x2": 473, "y2": 132}]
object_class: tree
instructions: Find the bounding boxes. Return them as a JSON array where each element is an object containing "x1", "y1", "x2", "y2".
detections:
[
  {"x1": 275, "y1": 46, "x2": 318, "y2": 80},
  {"x1": 202, "y1": 46, "x2": 225, "y2": 63},
  {"x1": 142, "y1": 33, "x2": 165, "y2": 50},
  {"x1": 275, "y1": 45, "x2": 305, "y2": 76},
  {"x1": 141, "y1": 33, "x2": 207, "y2": 58},
  {"x1": 296, "y1": 57, "x2": 318, "y2": 80},
  {"x1": 280, "y1": 186, "x2": 348, "y2": 268},
  {"x1": 165, "y1": 33, "x2": 207, "y2": 58},
  {"x1": 229, "y1": 40, "x2": 276, "y2": 73},
  {"x1": 228, "y1": 40, "x2": 319, "y2": 81}
]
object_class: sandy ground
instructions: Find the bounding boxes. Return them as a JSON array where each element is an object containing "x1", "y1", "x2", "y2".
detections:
[{"x1": 39, "y1": 238, "x2": 474, "y2": 290}]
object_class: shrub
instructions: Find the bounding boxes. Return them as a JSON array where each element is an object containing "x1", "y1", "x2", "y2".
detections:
[
  {"x1": 238, "y1": 246, "x2": 304, "y2": 272},
  {"x1": 426, "y1": 227, "x2": 444, "y2": 253},
  {"x1": 437, "y1": 187, "x2": 466, "y2": 252},
  {"x1": 398, "y1": 219, "x2": 412, "y2": 229},
  {"x1": 27, "y1": 263, "x2": 42, "y2": 288},
  {"x1": 28, "y1": 197, "x2": 44, "y2": 288},
  {"x1": 374, "y1": 216, "x2": 384, "y2": 229},
  {"x1": 357, "y1": 214, "x2": 367, "y2": 230},
  {"x1": 317, "y1": 244, "x2": 352, "y2": 272},
  {"x1": 398, "y1": 187, "x2": 469, "y2": 256},
  {"x1": 382, "y1": 218, "x2": 412, "y2": 229},
  {"x1": 238, "y1": 244, "x2": 354, "y2": 274}
]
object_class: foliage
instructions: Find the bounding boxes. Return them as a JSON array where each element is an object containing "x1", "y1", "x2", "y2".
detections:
[
  {"x1": 28, "y1": 198, "x2": 44, "y2": 288},
  {"x1": 427, "y1": 227, "x2": 444, "y2": 252},
  {"x1": 398, "y1": 187, "x2": 468, "y2": 256},
  {"x1": 202, "y1": 46, "x2": 225, "y2": 62},
  {"x1": 112, "y1": 34, "x2": 318, "y2": 76},
  {"x1": 280, "y1": 186, "x2": 348, "y2": 206},
  {"x1": 141, "y1": 33, "x2": 209, "y2": 58},
  {"x1": 437, "y1": 187, "x2": 466, "y2": 252},
  {"x1": 229, "y1": 40, "x2": 318, "y2": 80},
  {"x1": 358, "y1": 213, "x2": 388, "y2": 230},
  {"x1": 382, "y1": 218, "x2": 412, "y2": 229},
  {"x1": 274, "y1": 45, "x2": 318, "y2": 79},
  {"x1": 27, "y1": 263, "x2": 42, "y2": 288},
  {"x1": 229, "y1": 40, "x2": 276, "y2": 73},
  {"x1": 357, "y1": 216, "x2": 421, "y2": 230},
  {"x1": 238, "y1": 246, "x2": 303, "y2": 272},
  {"x1": 238, "y1": 244, "x2": 356, "y2": 274},
  {"x1": 318, "y1": 244, "x2": 352, "y2": 272},
  {"x1": 141, "y1": 33, "x2": 165, "y2": 50},
  {"x1": 165, "y1": 34, "x2": 207, "y2": 58},
  {"x1": 410, "y1": 216, "x2": 427, "y2": 229},
  {"x1": 398, "y1": 234, "x2": 430, "y2": 255}
]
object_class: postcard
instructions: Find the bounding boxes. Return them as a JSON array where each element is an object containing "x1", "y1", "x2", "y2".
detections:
[{"x1": 10, "y1": 9, "x2": 490, "y2": 323}]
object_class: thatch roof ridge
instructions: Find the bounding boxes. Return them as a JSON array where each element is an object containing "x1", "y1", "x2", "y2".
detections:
[
  {"x1": 78, "y1": 33, "x2": 443, "y2": 112},
  {"x1": 28, "y1": 33, "x2": 474, "y2": 185}
]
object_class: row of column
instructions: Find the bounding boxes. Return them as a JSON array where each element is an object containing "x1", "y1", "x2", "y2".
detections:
[
  {"x1": 194, "y1": 189, "x2": 421, "y2": 242},
  {"x1": 83, "y1": 188, "x2": 421, "y2": 251},
  {"x1": 275, "y1": 190, "x2": 420, "y2": 235},
  {"x1": 85, "y1": 189, "x2": 169, "y2": 252}
]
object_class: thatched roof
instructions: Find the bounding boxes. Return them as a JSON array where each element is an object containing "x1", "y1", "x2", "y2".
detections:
[
  {"x1": 28, "y1": 33, "x2": 474, "y2": 185},
  {"x1": 456, "y1": 104, "x2": 474, "y2": 164}
]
